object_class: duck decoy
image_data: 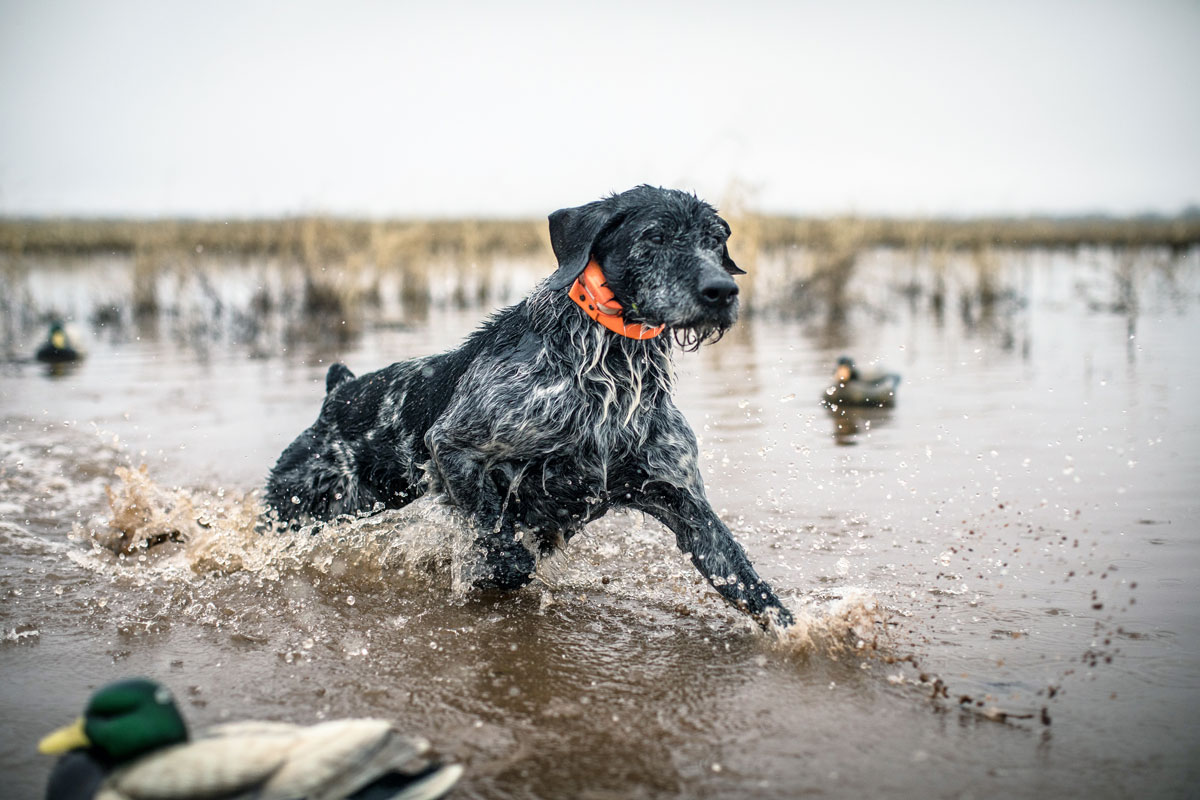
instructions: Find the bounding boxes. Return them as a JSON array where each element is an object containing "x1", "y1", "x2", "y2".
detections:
[
  {"x1": 35, "y1": 321, "x2": 85, "y2": 363},
  {"x1": 39, "y1": 678, "x2": 462, "y2": 800},
  {"x1": 821, "y1": 356, "x2": 900, "y2": 408}
]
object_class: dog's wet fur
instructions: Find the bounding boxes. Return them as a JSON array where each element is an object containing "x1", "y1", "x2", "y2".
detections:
[{"x1": 266, "y1": 186, "x2": 793, "y2": 628}]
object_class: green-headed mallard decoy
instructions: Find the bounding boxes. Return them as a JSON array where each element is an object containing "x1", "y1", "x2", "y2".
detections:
[
  {"x1": 36, "y1": 321, "x2": 85, "y2": 363},
  {"x1": 822, "y1": 356, "x2": 900, "y2": 408},
  {"x1": 39, "y1": 678, "x2": 463, "y2": 800}
]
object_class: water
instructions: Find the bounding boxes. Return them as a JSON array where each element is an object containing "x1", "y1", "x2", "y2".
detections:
[{"x1": 1, "y1": 245, "x2": 1198, "y2": 798}]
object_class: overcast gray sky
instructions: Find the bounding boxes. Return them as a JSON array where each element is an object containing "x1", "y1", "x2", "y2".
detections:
[{"x1": 2, "y1": 0, "x2": 1198, "y2": 218}]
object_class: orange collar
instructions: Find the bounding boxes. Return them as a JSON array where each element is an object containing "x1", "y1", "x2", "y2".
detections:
[{"x1": 568, "y1": 260, "x2": 665, "y2": 340}]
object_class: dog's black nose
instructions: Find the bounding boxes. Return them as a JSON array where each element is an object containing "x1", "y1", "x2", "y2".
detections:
[{"x1": 699, "y1": 275, "x2": 739, "y2": 307}]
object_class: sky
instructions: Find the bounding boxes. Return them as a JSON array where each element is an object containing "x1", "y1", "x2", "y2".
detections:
[{"x1": 1, "y1": 0, "x2": 1198, "y2": 219}]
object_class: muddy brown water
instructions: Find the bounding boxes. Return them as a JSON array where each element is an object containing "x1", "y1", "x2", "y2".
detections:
[{"x1": 1, "y1": 246, "x2": 1198, "y2": 798}]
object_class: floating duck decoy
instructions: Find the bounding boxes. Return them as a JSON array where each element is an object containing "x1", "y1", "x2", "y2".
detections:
[
  {"x1": 821, "y1": 356, "x2": 900, "y2": 408},
  {"x1": 36, "y1": 321, "x2": 85, "y2": 363},
  {"x1": 39, "y1": 678, "x2": 463, "y2": 800}
]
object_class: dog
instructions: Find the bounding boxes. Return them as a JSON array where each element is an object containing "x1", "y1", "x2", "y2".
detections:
[{"x1": 266, "y1": 186, "x2": 793, "y2": 629}]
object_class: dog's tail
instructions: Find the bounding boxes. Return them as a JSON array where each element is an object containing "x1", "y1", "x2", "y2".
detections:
[{"x1": 326, "y1": 363, "x2": 355, "y2": 393}]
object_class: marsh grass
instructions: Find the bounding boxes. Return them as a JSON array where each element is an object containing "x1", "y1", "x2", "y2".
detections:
[
  {"x1": 751, "y1": 214, "x2": 1200, "y2": 254},
  {"x1": 0, "y1": 216, "x2": 548, "y2": 315},
  {"x1": 7, "y1": 214, "x2": 1195, "y2": 263},
  {"x1": 1, "y1": 214, "x2": 1195, "y2": 357},
  {"x1": 0, "y1": 217, "x2": 548, "y2": 262}
]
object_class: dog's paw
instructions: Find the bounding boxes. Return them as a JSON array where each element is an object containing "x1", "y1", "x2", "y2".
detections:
[{"x1": 756, "y1": 604, "x2": 795, "y2": 633}]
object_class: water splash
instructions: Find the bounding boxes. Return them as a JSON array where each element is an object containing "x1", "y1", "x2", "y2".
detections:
[
  {"x1": 769, "y1": 588, "x2": 888, "y2": 658},
  {"x1": 92, "y1": 463, "x2": 477, "y2": 595},
  {"x1": 100, "y1": 465, "x2": 211, "y2": 553},
  {"x1": 89, "y1": 465, "x2": 884, "y2": 661}
]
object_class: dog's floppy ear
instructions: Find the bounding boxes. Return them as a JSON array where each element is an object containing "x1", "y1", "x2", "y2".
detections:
[
  {"x1": 546, "y1": 200, "x2": 619, "y2": 290},
  {"x1": 716, "y1": 215, "x2": 746, "y2": 275}
]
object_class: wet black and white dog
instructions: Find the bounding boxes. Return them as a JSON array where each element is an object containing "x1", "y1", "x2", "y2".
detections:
[{"x1": 266, "y1": 186, "x2": 793, "y2": 629}]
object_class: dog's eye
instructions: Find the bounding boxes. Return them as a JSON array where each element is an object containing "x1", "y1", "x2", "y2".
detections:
[{"x1": 644, "y1": 230, "x2": 665, "y2": 246}]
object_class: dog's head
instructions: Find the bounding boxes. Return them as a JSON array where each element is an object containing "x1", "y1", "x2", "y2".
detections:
[{"x1": 547, "y1": 185, "x2": 744, "y2": 349}]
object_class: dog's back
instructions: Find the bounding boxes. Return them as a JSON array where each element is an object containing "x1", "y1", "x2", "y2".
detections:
[{"x1": 265, "y1": 305, "x2": 523, "y2": 522}]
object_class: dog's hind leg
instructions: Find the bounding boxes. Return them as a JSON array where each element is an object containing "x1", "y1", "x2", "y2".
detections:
[{"x1": 265, "y1": 427, "x2": 382, "y2": 522}]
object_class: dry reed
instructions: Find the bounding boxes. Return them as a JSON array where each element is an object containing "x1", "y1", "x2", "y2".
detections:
[{"x1": 3, "y1": 214, "x2": 1197, "y2": 262}]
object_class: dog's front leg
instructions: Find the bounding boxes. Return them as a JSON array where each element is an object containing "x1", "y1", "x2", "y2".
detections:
[
  {"x1": 637, "y1": 486, "x2": 793, "y2": 629},
  {"x1": 426, "y1": 435, "x2": 536, "y2": 592}
]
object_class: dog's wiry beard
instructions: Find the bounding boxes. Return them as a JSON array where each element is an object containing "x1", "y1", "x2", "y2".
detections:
[{"x1": 670, "y1": 322, "x2": 729, "y2": 352}]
